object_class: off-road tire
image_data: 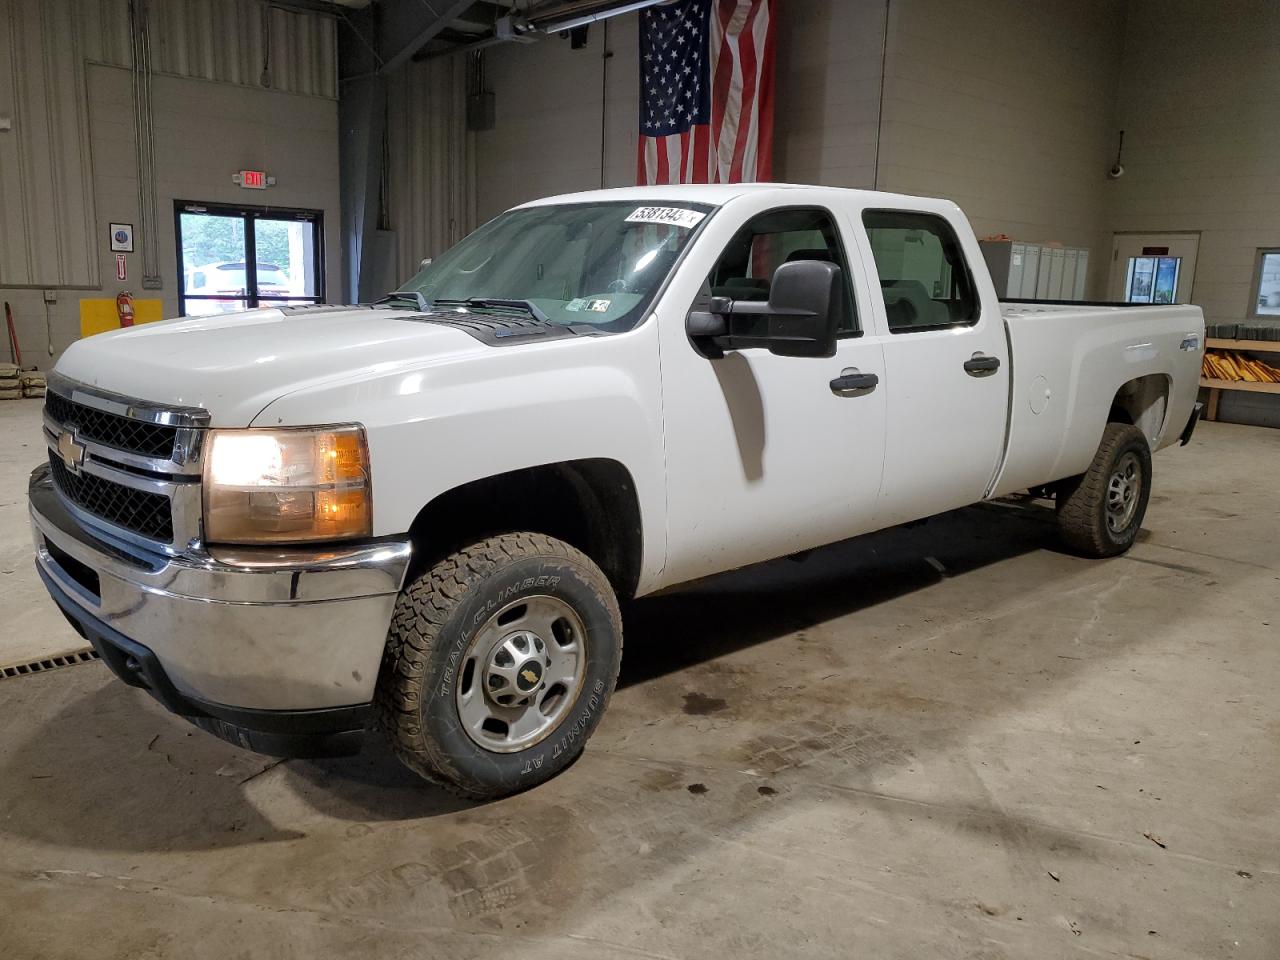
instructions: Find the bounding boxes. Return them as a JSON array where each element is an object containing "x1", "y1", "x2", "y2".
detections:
[
  {"x1": 376, "y1": 532, "x2": 622, "y2": 799},
  {"x1": 1056, "y1": 423, "x2": 1152, "y2": 558}
]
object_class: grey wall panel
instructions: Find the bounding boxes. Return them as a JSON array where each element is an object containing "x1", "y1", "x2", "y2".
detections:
[
  {"x1": 1, "y1": 0, "x2": 336, "y2": 291},
  {"x1": 77, "y1": 0, "x2": 133, "y2": 68},
  {"x1": 0, "y1": 0, "x2": 97, "y2": 287},
  {"x1": 148, "y1": 0, "x2": 336, "y2": 99},
  {"x1": 387, "y1": 55, "x2": 474, "y2": 286}
]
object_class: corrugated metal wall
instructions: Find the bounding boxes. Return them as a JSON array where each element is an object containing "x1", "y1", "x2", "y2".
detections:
[
  {"x1": 78, "y1": 0, "x2": 337, "y2": 99},
  {"x1": 0, "y1": 0, "x2": 98, "y2": 286},
  {"x1": 0, "y1": 0, "x2": 336, "y2": 288},
  {"x1": 148, "y1": 0, "x2": 337, "y2": 99},
  {"x1": 386, "y1": 55, "x2": 474, "y2": 284}
]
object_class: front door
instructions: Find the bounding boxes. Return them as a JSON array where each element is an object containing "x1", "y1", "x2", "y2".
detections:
[
  {"x1": 658, "y1": 198, "x2": 888, "y2": 586},
  {"x1": 858, "y1": 207, "x2": 1010, "y2": 526},
  {"x1": 1108, "y1": 233, "x2": 1200, "y2": 305}
]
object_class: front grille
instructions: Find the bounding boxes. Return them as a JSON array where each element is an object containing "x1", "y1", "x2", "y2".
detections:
[
  {"x1": 49, "y1": 453, "x2": 174, "y2": 542},
  {"x1": 45, "y1": 391, "x2": 177, "y2": 459}
]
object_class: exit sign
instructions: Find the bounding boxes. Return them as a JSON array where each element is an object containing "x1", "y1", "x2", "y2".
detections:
[{"x1": 235, "y1": 169, "x2": 269, "y2": 189}]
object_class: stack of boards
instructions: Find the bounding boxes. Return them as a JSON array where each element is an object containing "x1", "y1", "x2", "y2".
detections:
[
  {"x1": 0, "y1": 364, "x2": 45, "y2": 400},
  {"x1": 1202, "y1": 351, "x2": 1280, "y2": 384}
]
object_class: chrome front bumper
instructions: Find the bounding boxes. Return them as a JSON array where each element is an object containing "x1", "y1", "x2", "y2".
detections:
[{"x1": 30, "y1": 464, "x2": 412, "y2": 716}]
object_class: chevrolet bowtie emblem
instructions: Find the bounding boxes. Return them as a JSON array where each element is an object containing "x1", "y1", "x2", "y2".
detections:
[
  {"x1": 520, "y1": 669, "x2": 539, "y2": 685},
  {"x1": 57, "y1": 430, "x2": 86, "y2": 474}
]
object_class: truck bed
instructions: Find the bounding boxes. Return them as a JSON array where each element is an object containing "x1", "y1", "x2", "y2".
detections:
[{"x1": 990, "y1": 301, "x2": 1204, "y2": 498}]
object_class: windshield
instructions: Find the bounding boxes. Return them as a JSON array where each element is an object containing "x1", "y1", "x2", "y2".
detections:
[{"x1": 394, "y1": 200, "x2": 713, "y2": 332}]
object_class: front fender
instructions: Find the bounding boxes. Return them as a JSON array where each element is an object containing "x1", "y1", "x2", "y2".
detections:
[{"x1": 251, "y1": 324, "x2": 668, "y2": 592}]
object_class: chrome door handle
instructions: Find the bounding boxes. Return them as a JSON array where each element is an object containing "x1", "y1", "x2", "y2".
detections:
[
  {"x1": 963, "y1": 354, "x2": 1001, "y2": 376},
  {"x1": 830, "y1": 367, "x2": 879, "y2": 395}
]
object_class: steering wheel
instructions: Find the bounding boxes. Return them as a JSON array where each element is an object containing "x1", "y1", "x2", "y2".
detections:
[{"x1": 606, "y1": 278, "x2": 631, "y2": 294}]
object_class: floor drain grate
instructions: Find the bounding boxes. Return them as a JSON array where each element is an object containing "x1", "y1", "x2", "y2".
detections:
[{"x1": 0, "y1": 648, "x2": 100, "y2": 680}]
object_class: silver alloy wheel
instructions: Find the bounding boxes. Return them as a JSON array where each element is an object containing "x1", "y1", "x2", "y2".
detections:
[
  {"x1": 1106, "y1": 450, "x2": 1142, "y2": 534},
  {"x1": 455, "y1": 595, "x2": 587, "y2": 753}
]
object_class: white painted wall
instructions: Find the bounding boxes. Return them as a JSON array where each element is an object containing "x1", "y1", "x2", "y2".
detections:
[
  {"x1": 1, "y1": 67, "x2": 340, "y2": 363},
  {"x1": 878, "y1": 0, "x2": 1124, "y2": 298},
  {"x1": 472, "y1": 16, "x2": 640, "y2": 224},
  {"x1": 459, "y1": 0, "x2": 1123, "y2": 299},
  {"x1": 1108, "y1": 0, "x2": 1280, "y2": 324},
  {"x1": 772, "y1": 0, "x2": 886, "y2": 188},
  {"x1": 0, "y1": 0, "x2": 339, "y2": 366}
]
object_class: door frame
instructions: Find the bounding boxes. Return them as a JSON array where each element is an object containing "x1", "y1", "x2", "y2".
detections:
[
  {"x1": 1108, "y1": 231, "x2": 1200, "y2": 304},
  {"x1": 174, "y1": 200, "x2": 326, "y2": 315}
]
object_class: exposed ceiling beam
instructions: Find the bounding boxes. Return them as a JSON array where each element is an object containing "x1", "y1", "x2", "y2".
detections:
[{"x1": 378, "y1": 0, "x2": 480, "y2": 74}]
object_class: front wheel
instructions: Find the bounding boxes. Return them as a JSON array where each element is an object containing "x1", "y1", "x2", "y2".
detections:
[
  {"x1": 377, "y1": 532, "x2": 622, "y2": 798},
  {"x1": 1056, "y1": 423, "x2": 1152, "y2": 558}
]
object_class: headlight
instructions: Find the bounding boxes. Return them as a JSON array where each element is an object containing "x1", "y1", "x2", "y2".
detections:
[{"x1": 203, "y1": 425, "x2": 372, "y2": 544}]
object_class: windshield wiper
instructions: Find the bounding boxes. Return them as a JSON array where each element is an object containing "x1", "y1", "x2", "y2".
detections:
[
  {"x1": 432, "y1": 297, "x2": 551, "y2": 324},
  {"x1": 374, "y1": 290, "x2": 429, "y2": 311}
]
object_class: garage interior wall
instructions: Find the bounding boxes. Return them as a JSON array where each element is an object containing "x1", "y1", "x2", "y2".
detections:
[
  {"x1": 876, "y1": 0, "x2": 1124, "y2": 298},
  {"x1": 1107, "y1": 0, "x2": 1280, "y2": 425},
  {"x1": 386, "y1": 54, "x2": 474, "y2": 283},
  {"x1": 392, "y1": 0, "x2": 1124, "y2": 297},
  {"x1": 1109, "y1": 0, "x2": 1280, "y2": 322},
  {"x1": 0, "y1": 0, "x2": 338, "y2": 362},
  {"x1": 471, "y1": 14, "x2": 640, "y2": 225}
]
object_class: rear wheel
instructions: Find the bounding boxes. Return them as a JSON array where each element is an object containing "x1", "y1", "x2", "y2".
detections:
[
  {"x1": 1056, "y1": 423, "x2": 1152, "y2": 558},
  {"x1": 376, "y1": 532, "x2": 622, "y2": 799}
]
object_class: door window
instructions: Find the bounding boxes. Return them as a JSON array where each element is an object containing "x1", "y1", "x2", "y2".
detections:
[
  {"x1": 863, "y1": 210, "x2": 978, "y2": 331},
  {"x1": 176, "y1": 201, "x2": 324, "y2": 316},
  {"x1": 706, "y1": 207, "x2": 859, "y2": 337}
]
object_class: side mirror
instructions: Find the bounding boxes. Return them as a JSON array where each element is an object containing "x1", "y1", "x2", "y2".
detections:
[
  {"x1": 761, "y1": 260, "x2": 843, "y2": 358},
  {"x1": 686, "y1": 260, "x2": 843, "y2": 359}
]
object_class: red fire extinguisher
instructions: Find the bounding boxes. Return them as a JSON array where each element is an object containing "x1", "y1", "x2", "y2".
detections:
[{"x1": 116, "y1": 291, "x2": 135, "y2": 328}]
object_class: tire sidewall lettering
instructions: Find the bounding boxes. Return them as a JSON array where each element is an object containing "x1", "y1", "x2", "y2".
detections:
[
  {"x1": 436, "y1": 568, "x2": 564, "y2": 699},
  {"x1": 424, "y1": 556, "x2": 618, "y2": 787}
]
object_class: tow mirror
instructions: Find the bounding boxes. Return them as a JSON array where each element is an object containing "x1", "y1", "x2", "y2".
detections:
[
  {"x1": 686, "y1": 260, "x2": 843, "y2": 359},
  {"x1": 762, "y1": 260, "x2": 842, "y2": 358}
]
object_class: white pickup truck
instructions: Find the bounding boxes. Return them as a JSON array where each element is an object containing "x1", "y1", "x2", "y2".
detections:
[{"x1": 30, "y1": 184, "x2": 1204, "y2": 797}]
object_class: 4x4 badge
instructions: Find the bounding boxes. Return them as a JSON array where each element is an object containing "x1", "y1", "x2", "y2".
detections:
[{"x1": 57, "y1": 430, "x2": 86, "y2": 474}]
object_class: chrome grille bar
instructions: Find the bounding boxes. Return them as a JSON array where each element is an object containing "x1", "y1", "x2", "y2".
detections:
[{"x1": 43, "y1": 373, "x2": 209, "y2": 554}]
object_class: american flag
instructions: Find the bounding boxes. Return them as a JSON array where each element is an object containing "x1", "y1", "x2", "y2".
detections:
[{"x1": 637, "y1": 0, "x2": 775, "y2": 186}]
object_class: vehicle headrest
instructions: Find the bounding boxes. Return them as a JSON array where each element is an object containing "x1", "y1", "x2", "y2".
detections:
[{"x1": 784, "y1": 248, "x2": 835, "y2": 263}]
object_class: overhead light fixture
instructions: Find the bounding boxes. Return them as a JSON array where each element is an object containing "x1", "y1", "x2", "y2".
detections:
[{"x1": 529, "y1": 0, "x2": 672, "y2": 35}]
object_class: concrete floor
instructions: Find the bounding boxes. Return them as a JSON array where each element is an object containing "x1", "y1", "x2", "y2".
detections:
[{"x1": 1, "y1": 397, "x2": 1278, "y2": 959}]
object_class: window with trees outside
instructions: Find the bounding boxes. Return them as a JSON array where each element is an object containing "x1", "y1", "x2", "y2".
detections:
[{"x1": 175, "y1": 201, "x2": 324, "y2": 317}]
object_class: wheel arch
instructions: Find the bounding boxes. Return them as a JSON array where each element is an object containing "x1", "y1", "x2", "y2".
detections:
[
  {"x1": 1108, "y1": 373, "x2": 1171, "y2": 446},
  {"x1": 405, "y1": 458, "x2": 645, "y2": 599}
]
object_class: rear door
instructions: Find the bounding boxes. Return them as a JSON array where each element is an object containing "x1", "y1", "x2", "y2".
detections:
[{"x1": 854, "y1": 206, "x2": 1009, "y2": 526}]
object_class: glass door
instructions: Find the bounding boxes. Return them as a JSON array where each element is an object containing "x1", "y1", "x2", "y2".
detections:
[
  {"x1": 176, "y1": 201, "x2": 324, "y2": 316},
  {"x1": 1108, "y1": 233, "x2": 1199, "y2": 305},
  {"x1": 254, "y1": 217, "x2": 321, "y2": 308},
  {"x1": 177, "y1": 208, "x2": 250, "y2": 316}
]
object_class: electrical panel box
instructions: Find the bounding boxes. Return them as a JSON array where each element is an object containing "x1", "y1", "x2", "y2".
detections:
[{"x1": 979, "y1": 240, "x2": 1090, "y2": 301}]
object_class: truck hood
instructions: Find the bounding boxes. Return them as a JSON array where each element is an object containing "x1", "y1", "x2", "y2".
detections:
[{"x1": 54, "y1": 306, "x2": 488, "y2": 425}]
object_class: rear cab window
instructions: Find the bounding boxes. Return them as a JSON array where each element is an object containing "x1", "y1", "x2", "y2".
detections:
[{"x1": 862, "y1": 210, "x2": 979, "y2": 333}]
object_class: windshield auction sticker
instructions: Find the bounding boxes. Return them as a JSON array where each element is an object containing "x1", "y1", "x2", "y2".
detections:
[{"x1": 625, "y1": 206, "x2": 707, "y2": 229}]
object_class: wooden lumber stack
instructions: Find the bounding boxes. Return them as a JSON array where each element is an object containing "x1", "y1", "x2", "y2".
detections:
[{"x1": 1203, "y1": 350, "x2": 1280, "y2": 384}]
